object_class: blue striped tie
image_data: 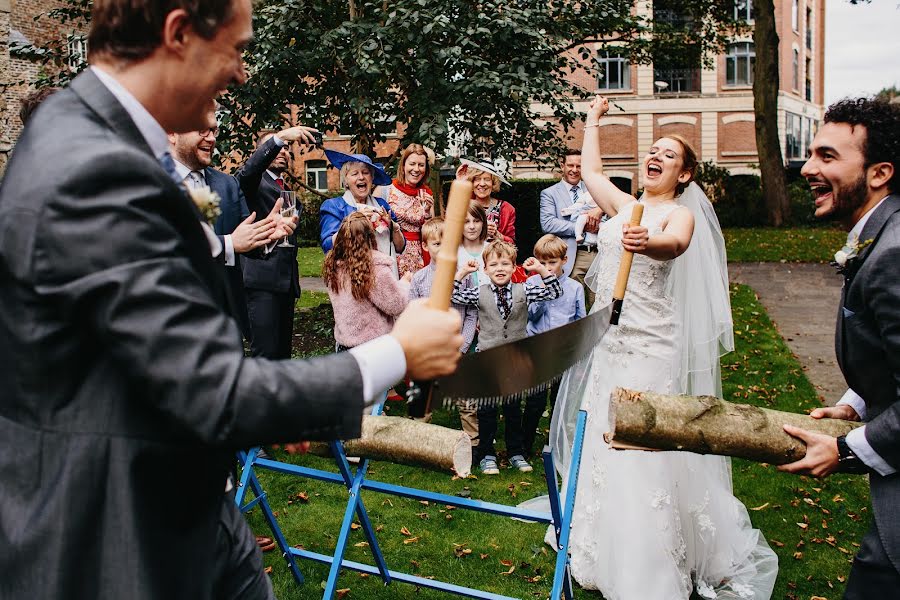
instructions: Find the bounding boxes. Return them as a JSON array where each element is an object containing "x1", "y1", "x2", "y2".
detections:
[{"x1": 159, "y1": 151, "x2": 181, "y2": 183}]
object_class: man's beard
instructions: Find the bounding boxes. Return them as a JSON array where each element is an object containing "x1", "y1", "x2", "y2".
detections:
[{"x1": 828, "y1": 173, "x2": 868, "y2": 222}]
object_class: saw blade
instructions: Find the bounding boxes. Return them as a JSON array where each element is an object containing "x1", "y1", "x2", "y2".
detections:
[{"x1": 431, "y1": 301, "x2": 613, "y2": 408}]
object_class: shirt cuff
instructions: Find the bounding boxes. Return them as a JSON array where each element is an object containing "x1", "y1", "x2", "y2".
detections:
[
  {"x1": 846, "y1": 425, "x2": 896, "y2": 476},
  {"x1": 348, "y1": 335, "x2": 407, "y2": 406},
  {"x1": 224, "y1": 234, "x2": 236, "y2": 266},
  {"x1": 272, "y1": 135, "x2": 285, "y2": 147},
  {"x1": 837, "y1": 388, "x2": 867, "y2": 420}
]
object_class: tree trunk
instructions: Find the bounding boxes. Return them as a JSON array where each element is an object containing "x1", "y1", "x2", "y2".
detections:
[
  {"x1": 606, "y1": 388, "x2": 861, "y2": 465},
  {"x1": 753, "y1": 0, "x2": 791, "y2": 226},
  {"x1": 308, "y1": 415, "x2": 472, "y2": 476}
]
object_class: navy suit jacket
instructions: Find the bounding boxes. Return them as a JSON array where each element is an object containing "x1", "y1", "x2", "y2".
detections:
[
  {"x1": 236, "y1": 138, "x2": 300, "y2": 297},
  {"x1": 207, "y1": 167, "x2": 253, "y2": 337}
]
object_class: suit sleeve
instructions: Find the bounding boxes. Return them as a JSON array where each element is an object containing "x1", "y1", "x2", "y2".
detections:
[
  {"x1": 35, "y1": 152, "x2": 364, "y2": 446},
  {"x1": 235, "y1": 138, "x2": 282, "y2": 216},
  {"x1": 540, "y1": 187, "x2": 576, "y2": 237},
  {"x1": 857, "y1": 242, "x2": 900, "y2": 469}
]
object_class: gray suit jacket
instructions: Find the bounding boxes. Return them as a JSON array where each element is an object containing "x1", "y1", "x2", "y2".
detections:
[
  {"x1": 0, "y1": 69, "x2": 364, "y2": 599},
  {"x1": 540, "y1": 180, "x2": 579, "y2": 277},
  {"x1": 836, "y1": 193, "x2": 900, "y2": 572}
]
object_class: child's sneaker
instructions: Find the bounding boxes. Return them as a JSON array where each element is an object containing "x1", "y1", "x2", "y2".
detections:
[
  {"x1": 509, "y1": 455, "x2": 533, "y2": 473},
  {"x1": 479, "y1": 456, "x2": 500, "y2": 475}
]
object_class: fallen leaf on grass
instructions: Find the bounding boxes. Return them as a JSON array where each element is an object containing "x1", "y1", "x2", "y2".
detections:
[
  {"x1": 358, "y1": 573, "x2": 369, "y2": 579},
  {"x1": 796, "y1": 523, "x2": 809, "y2": 530},
  {"x1": 375, "y1": 525, "x2": 384, "y2": 532},
  {"x1": 264, "y1": 566, "x2": 273, "y2": 574},
  {"x1": 400, "y1": 527, "x2": 412, "y2": 536},
  {"x1": 296, "y1": 492, "x2": 309, "y2": 502},
  {"x1": 792, "y1": 551, "x2": 804, "y2": 560},
  {"x1": 525, "y1": 575, "x2": 542, "y2": 583},
  {"x1": 354, "y1": 542, "x2": 368, "y2": 548},
  {"x1": 480, "y1": 553, "x2": 489, "y2": 560},
  {"x1": 750, "y1": 502, "x2": 769, "y2": 511},
  {"x1": 769, "y1": 539, "x2": 785, "y2": 548},
  {"x1": 403, "y1": 536, "x2": 420, "y2": 545},
  {"x1": 350, "y1": 523, "x2": 361, "y2": 530},
  {"x1": 454, "y1": 547, "x2": 472, "y2": 558},
  {"x1": 500, "y1": 559, "x2": 514, "y2": 567},
  {"x1": 500, "y1": 565, "x2": 515, "y2": 576},
  {"x1": 336, "y1": 588, "x2": 350, "y2": 599}
]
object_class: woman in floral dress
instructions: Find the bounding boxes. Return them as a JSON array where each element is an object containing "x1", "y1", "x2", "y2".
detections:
[{"x1": 384, "y1": 143, "x2": 435, "y2": 278}]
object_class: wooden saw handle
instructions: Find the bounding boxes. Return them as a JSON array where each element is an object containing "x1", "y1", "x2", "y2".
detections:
[
  {"x1": 406, "y1": 178, "x2": 472, "y2": 418},
  {"x1": 610, "y1": 202, "x2": 644, "y2": 325},
  {"x1": 428, "y1": 179, "x2": 473, "y2": 310}
]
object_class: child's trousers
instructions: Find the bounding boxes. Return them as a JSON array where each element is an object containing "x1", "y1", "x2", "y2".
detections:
[{"x1": 474, "y1": 394, "x2": 545, "y2": 463}]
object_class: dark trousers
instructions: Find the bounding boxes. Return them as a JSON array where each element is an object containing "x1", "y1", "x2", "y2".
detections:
[
  {"x1": 844, "y1": 520, "x2": 900, "y2": 599},
  {"x1": 213, "y1": 490, "x2": 275, "y2": 600},
  {"x1": 475, "y1": 393, "x2": 546, "y2": 463},
  {"x1": 246, "y1": 288, "x2": 295, "y2": 359}
]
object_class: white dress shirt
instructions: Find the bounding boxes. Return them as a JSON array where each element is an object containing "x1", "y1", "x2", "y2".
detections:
[
  {"x1": 91, "y1": 67, "x2": 405, "y2": 404},
  {"x1": 172, "y1": 159, "x2": 236, "y2": 266},
  {"x1": 836, "y1": 195, "x2": 893, "y2": 475}
]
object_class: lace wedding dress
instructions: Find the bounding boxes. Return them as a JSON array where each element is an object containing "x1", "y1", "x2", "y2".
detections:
[{"x1": 551, "y1": 196, "x2": 778, "y2": 599}]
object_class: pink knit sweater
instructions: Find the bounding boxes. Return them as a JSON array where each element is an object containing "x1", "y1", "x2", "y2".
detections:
[{"x1": 327, "y1": 250, "x2": 410, "y2": 348}]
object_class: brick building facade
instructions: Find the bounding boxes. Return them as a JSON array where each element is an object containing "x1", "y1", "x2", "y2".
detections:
[
  {"x1": 513, "y1": 0, "x2": 826, "y2": 194},
  {"x1": 1, "y1": 0, "x2": 85, "y2": 173}
]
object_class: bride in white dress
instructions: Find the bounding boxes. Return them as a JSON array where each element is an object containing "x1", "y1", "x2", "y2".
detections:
[{"x1": 548, "y1": 97, "x2": 778, "y2": 599}]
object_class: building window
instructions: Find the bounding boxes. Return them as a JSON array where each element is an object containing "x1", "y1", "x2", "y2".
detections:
[
  {"x1": 610, "y1": 177, "x2": 632, "y2": 194},
  {"x1": 806, "y1": 7, "x2": 813, "y2": 49},
  {"x1": 805, "y1": 57, "x2": 813, "y2": 101},
  {"x1": 804, "y1": 117, "x2": 814, "y2": 157},
  {"x1": 733, "y1": 0, "x2": 753, "y2": 22},
  {"x1": 786, "y1": 112, "x2": 802, "y2": 160},
  {"x1": 792, "y1": 49, "x2": 800, "y2": 90},
  {"x1": 725, "y1": 42, "x2": 755, "y2": 86},
  {"x1": 305, "y1": 160, "x2": 328, "y2": 191},
  {"x1": 597, "y1": 50, "x2": 630, "y2": 91},
  {"x1": 791, "y1": 0, "x2": 799, "y2": 31},
  {"x1": 67, "y1": 34, "x2": 87, "y2": 71}
]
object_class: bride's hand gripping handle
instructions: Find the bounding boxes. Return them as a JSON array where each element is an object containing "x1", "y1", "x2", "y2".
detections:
[{"x1": 610, "y1": 203, "x2": 645, "y2": 325}]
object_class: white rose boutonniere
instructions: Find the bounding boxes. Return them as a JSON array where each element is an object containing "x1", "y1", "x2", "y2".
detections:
[
  {"x1": 187, "y1": 185, "x2": 222, "y2": 224},
  {"x1": 832, "y1": 235, "x2": 874, "y2": 275}
]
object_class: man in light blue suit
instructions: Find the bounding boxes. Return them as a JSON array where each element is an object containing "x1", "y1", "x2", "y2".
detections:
[{"x1": 539, "y1": 149, "x2": 604, "y2": 307}]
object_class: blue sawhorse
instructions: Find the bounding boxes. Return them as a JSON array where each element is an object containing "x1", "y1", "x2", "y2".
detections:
[{"x1": 236, "y1": 408, "x2": 588, "y2": 600}]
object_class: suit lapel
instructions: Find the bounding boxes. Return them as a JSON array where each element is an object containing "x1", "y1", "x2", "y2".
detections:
[{"x1": 846, "y1": 194, "x2": 900, "y2": 282}]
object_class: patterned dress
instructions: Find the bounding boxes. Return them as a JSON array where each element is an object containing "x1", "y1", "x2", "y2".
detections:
[{"x1": 385, "y1": 181, "x2": 434, "y2": 278}]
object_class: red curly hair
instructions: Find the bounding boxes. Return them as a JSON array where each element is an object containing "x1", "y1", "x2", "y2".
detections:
[{"x1": 322, "y1": 211, "x2": 378, "y2": 301}]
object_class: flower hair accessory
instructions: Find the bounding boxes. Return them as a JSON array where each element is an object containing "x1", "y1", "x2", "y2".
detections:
[
  {"x1": 187, "y1": 185, "x2": 222, "y2": 224},
  {"x1": 832, "y1": 234, "x2": 874, "y2": 275}
]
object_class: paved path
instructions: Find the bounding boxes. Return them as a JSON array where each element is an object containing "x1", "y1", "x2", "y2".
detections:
[
  {"x1": 729, "y1": 262, "x2": 845, "y2": 406},
  {"x1": 304, "y1": 264, "x2": 846, "y2": 405}
]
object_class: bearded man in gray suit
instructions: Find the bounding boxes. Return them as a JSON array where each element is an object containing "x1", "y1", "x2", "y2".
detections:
[
  {"x1": 780, "y1": 97, "x2": 900, "y2": 598},
  {"x1": 0, "y1": 0, "x2": 462, "y2": 598}
]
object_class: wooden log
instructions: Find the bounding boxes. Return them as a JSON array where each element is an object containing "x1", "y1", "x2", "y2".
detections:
[
  {"x1": 309, "y1": 415, "x2": 472, "y2": 477},
  {"x1": 606, "y1": 387, "x2": 862, "y2": 465}
]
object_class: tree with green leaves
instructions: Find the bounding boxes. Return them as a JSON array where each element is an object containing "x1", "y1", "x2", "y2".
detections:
[{"x1": 15, "y1": 0, "x2": 737, "y2": 167}]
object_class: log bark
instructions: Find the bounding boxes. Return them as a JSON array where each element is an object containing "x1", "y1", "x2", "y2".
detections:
[
  {"x1": 606, "y1": 388, "x2": 861, "y2": 465},
  {"x1": 309, "y1": 415, "x2": 472, "y2": 476}
]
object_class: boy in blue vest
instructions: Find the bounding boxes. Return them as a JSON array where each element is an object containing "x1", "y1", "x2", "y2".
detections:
[{"x1": 452, "y1": 239, "x2": 562, "y2": 474}]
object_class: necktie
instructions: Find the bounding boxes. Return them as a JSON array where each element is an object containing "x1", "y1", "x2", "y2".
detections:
[
  {"x1": 186, "y1": 170, "x2": 205, "y2": 189},
  {"x1": 275, "y1": 177, "x2": 285, "y2": 190},
  {"x1": 496, "y1": 286, "x2": 511, "y2": 321},
  {"x1": 159, "y1": 151, "x2": 180, "y2": 184},
  {"x1": 571, "y1": 185, "x2": 580, "y2": 202}
]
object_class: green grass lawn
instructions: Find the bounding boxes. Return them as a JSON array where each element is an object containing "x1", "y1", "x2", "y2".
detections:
[
  {"x1": 248, "y1": 284, "x2": 870, "y2": 599},
  {"x1": 299, "y1": 228, "x2": 847, "y2": 274},
  {"x1": 723, "y1": 227, "x2": 846, "y2": 263}
]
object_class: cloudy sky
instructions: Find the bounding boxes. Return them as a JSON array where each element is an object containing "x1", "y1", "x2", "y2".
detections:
[{"x1": 825, "y1": 0, "x2": 900, "y2": 103}]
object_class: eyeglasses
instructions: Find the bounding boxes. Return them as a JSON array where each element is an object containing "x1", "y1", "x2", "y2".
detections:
[{"x1": 198, "y1": 127, "x2": 219, "y2": 138}]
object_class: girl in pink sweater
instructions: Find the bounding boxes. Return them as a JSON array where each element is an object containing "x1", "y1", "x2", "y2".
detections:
[{"x1": 323, "y1": 211, "x2": 411, "y2": 349}]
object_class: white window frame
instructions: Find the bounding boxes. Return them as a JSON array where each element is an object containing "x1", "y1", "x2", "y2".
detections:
[
  {"x1": 725, "y1": 42, "x2": 755, "y2": 87},
  {"x1": 596, "y1": 50, "x2": 631, "y2": 91},
  {"x1": 67, "y1": 34, "x2": 87, "y2": 71},
  {"x1": 305, "y1": 160, "x2": 329, "y2": 192}
]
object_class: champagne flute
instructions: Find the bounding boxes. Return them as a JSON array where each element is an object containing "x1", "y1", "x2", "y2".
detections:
[{"x1": 277, "y1": 190, "x2": 296, "y2": 248}]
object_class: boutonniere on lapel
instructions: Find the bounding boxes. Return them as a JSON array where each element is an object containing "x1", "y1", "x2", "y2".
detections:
[
  {"x1": 832, "y1": 235, "x2": 874, "y2": 275},
  {"x1": 187, "y1": 185, "x2": 222, "y2": 224}
]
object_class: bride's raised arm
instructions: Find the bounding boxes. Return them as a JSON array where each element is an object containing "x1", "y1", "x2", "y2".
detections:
[{"x1": 581, "y1": 96, "x2": 637, "y2": 218}]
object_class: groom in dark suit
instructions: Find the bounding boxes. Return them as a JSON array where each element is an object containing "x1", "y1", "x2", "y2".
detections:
[
  {"x1": 0, "y1": 0, "x2": 463, "y2": 598},
  {"x1": 780, "y1": 97, "x2": 900, "y2": 597}
]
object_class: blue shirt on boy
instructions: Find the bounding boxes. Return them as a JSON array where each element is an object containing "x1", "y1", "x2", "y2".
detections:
[{"x1": 526, "y1": 274, "x2": 586, "y2": 336}]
